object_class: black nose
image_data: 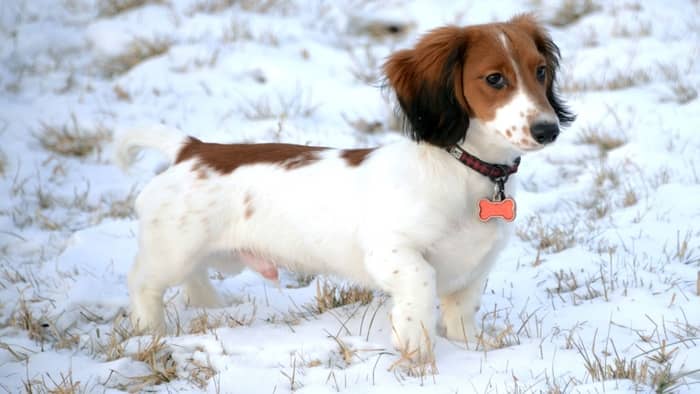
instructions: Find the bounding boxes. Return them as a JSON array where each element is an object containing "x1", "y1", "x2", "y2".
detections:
[{"x1": 530, "y1": 122, "x2": 560, "y2": 144}]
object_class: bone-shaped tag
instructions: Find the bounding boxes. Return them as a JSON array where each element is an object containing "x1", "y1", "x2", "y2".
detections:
[{"x1": 478, "y1": 198, "x2": 516, "y2": 222}]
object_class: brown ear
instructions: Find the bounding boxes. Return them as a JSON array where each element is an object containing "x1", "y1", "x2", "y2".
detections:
[
  {"x1": 384, "y1": 26, "x2": 470, "y2": 147},
  {"x1": 511, "y1": 14, "x2": 575, "y2": 126}
]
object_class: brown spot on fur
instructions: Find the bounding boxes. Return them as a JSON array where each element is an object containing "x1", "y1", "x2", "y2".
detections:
[
  {"x1": 243, "y1": 192, "x2": 254, "y2": 219},
  {"x1": 176, "y1": 137, "x2": 327, "y2": 174},
  {"x1": 341, "y1": 148, "x2": 375, "y2": 167},
  {"x1": 244, "y1": 205, "x2": 254, "y2": 219},
  {"x1": 506, "y1": 129, "x2": 512, "y2": 138}
]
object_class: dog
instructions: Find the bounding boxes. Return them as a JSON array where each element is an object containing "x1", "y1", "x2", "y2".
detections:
[{"x1": 115, "y1": 14, "x2": 573, "y2": 361}]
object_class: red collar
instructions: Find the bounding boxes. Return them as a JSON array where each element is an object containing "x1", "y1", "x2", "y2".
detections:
[{"x1": 447, "y1": 145, "x2": 521, "y2": 181}]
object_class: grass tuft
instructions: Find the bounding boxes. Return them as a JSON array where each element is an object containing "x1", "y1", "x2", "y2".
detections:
[
  {"x1": 562, "y1": 69, "x2": 651, "y2": 92},
  {"x1": 187, "y1": 308, "x2": 255, "y2": 334},
  {"x1": 548, "y1": 0, "x2": 600, "y2": 27},
  {"x1": 23, "y1": 370, "x2": 85, "y2": 394},
  {"x1": 241, "y1": 89, "x2": 318, "y2": 120},
  {"x1": 517, "y1": 216, "x2": 578, "y2": 253},
  {"x1": 103, "y1": 37, "x2": 172, "y2": 76},
  {"x1": 659, "y1": 64, "x2": 698, "y2": 104},
  {"x1": 130, "y1": 336, "x2": 178, "y2": 388},
  {"x1": 0, "y1": 149, "x2": 6, "y2": 177},
  {"x1": 98, "y1": 0, "x2": 164, "y2": 16},
  {"x1": 315, "y1": 279, "x2": 373, "y2": 314},
  {"x1": 36, "y1": 115, "x2": 111, "y2": 158},
  {"x1": 575, "y1": 125, "x2": 628, "y2": 154}
]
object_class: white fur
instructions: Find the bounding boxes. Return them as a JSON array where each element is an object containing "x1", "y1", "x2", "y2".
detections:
[
  {"x1": 116, "y1": 122, "x2": 519, "y2": 359},
  {"x1": 113, "y1": 125, "x2": 187, "y2": 171}
]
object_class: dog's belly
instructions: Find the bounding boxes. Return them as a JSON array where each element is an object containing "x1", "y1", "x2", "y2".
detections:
[
  {"x1": 428, "y1": 218, "x2": 509, "y2": 296},
  {"x1": 225, "y1": 203, "x2": 374, "y2": 286}
]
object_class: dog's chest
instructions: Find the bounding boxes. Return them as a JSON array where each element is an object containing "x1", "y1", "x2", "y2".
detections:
[{"x1": 428, "y1": 205, "x2": 510, "y2": 295}]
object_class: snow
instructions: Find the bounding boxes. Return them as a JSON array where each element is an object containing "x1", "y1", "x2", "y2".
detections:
[{"x1": 1, "y1": 0, "x2": 699, "y2": 392}]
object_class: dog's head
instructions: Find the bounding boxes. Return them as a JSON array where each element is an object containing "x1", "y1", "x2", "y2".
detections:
[{"x1": 384, "y1": 14, "x2": 575, "y2": 152}]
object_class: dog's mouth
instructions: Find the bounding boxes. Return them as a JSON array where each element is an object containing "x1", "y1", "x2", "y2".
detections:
[{"x1": 513, "y1": 138, "x2": 546, "y2": 152}]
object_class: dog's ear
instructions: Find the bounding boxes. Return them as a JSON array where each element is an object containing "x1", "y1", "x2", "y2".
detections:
[
  {"x1": 384, "y1": 27, "x2": 470, "y2": 147},
  {"x1": 511, "y1": 14, "x2": 575, "y2": 127}
]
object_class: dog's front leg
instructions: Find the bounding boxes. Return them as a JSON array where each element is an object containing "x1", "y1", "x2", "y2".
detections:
[
  {"x1": 440, "y1": 278, "x2": 484, "y2": 348},
  {"x1": 365, "y1": 248, "x2": 437, "y2": 362}
]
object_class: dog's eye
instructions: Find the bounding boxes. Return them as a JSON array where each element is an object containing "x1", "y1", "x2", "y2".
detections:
[
  {"x1": 536, "y1": 65, "x2": 546, "y2": 83},
  {"x1": 485, "y1": 73, "x2": 506, "y2": 89}
]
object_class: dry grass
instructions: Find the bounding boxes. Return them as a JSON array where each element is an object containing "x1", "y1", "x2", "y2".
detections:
[
  {"x1": 92, "y1": 314, "x2": 133, "y2": 361},
  {"x1": 23, "y1": 370, "x2": 85, "y2": 394},
  {"x1": 516, "y1": 216, "x2": 578, "y2": 253},
  {"x1": 574, "y1": 336, "x2": 649, "y2": 384},
  {"x1": 346, "y1": 44, "x2": 381, "y2": 85},
  {"x1": 112, "y1": 84, "x2": 131, "y2": 102},
  {"x1": 0, "y1": 148, "x2": 6, "y2": 177},
  {"x1": 389, "y1": 323, "x2": 437, "y2": 381},
  {"x1": 98, "y1": 188, "x2": 138, "y2": 220},
  {"x1": 241, "y1": 89, "x2": 318, "y2": 120},
  {"x1": 572, "y1": 331, "x2": 699, "y2": 393},
  {"x1": 659, "y1": 64, "x2": 698, "y2": 104},
  {"x1": 221, "y1": 17, "x2": 254, "y2": 42},
  {"x1": 184, "y1": 354, "x2": 217, "y2": 389},
  {"x1": 622, "y1": 187, "x2": 638, "y2": 207},
  {"x1": 238, "y1": 0, "x2": 295, "y2": 14},
  {"x1": 563, "y1": 69, "x2": 651, "y2": 92},
  {"x1": 575, "y1": 125, "x2": 628, "y2": 154},
  {"x1": 314, "y1": 279, "x2": 373, "y2": 314},
  {"x1": 97, "y1": 0, "x2": 166, "y2": 17},
  {"x1": 36, "y1": 116, "x2": 111, "y2": 158},
  {"x1": 103, "y1": 37, "x2": 172, "y2": 76},
  {"x1": 611, "y1": 20, "x2": 652, "y2": 38},
  {"x1": 593, "y1": 164, "x2": 621, "y2": 188},
  {"x1": 347, "y1": 15, "x2": 414, "y2": 40},
  {"x1": 343, "y1": 114, "x2": 384, "y2": 135},
  {"x1": 548, "y1": 0, "x2": 600, "y2": 27},
  {"x1": 187, "y1": 308, "x2": 256, "y2": 334},
  {"x1": 130, "y1": 336, "x2": 178, "y2": 388},
  {"x1": 188, "y1": 0, "x2": 236, "y2": 14},
  {"x1": 9, "y1": 296, "x2": 80, "y2": 350},
  {"x1": 10, "y1": 296, "x2": 50, "y2": 344},
  {"x1": 98, "y1": 0, "x2": 165, "y2": 16}
]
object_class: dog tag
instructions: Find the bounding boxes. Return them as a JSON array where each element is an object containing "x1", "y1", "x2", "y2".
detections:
[
  {"x1": 478, "y1": 198, "x2": 516, "y2": 222},
  {"x1": 478, "y1": 178, "x2": 516, "y2": 222}
]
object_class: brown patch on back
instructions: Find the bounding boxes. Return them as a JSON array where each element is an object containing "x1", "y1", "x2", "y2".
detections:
[
  {"x1": 341, "y1": 148, "x2": 375, "y2": 167},
  {"x1": 175, "y1": 137, "x2": 327, "y2": 173},
  {"x1": 282, "y1": 150, "x2": 321, "y2": 169}
]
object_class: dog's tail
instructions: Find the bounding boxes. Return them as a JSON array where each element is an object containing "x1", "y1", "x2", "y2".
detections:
[{"x1": 113, "y1": 125, "x2": 189, "y2": 171}]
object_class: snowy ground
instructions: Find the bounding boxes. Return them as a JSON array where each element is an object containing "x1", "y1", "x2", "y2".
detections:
[{"x1": 1, "y1": 0, "x2": 700, "y2": 392}]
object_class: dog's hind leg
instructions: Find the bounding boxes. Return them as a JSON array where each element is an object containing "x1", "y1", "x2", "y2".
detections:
[
  {"x1": 182, "y1": 267, "x2": 222, "y2": 308},
  {"x1": 128, "y1": 214, "x2": 211, "y2": 333}
]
